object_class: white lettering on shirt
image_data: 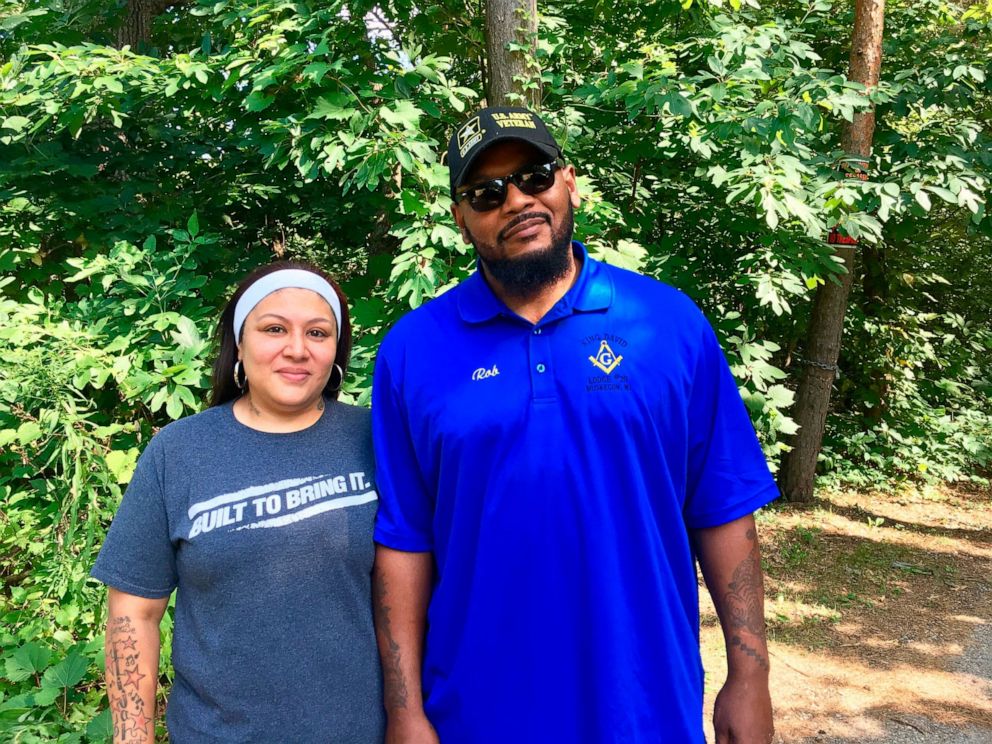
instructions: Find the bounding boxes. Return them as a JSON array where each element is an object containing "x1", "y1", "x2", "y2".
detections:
[
  {"x1": 472, "y1": 365, "x2": 499, "y2": 381},
  {"x1": 186, "y1": 472, "x2": 376, "y2": 539}
]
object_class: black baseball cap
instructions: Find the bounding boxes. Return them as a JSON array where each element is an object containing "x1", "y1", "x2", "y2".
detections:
[{"x1": 447, "y1": 106, "x2": 562, "y2": 197}]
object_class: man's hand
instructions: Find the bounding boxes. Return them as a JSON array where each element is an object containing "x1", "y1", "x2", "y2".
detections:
[
  {"x1": 713, "y1": 673, "x2": 774, "y2": 744},
  {"x1": 385, "y1": 713, "x2": 440, "y2": 744}
]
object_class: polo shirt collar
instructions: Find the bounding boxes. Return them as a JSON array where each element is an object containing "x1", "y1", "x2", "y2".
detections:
[{"x1": 457, "y1": 241, "x2": 614, "y2": 324}]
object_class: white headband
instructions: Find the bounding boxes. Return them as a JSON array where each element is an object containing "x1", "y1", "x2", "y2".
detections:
[{"x1": 233, "y1": 269, "x2": 342, "y2": 347}]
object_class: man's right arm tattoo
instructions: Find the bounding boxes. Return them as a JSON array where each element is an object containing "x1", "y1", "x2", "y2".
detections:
[
  {"x1": 373, "y1": 572, "x2": 409, "y2": 711},
  {"x1": 106, "y1": 615, "x2": 153, "y2": 742}
]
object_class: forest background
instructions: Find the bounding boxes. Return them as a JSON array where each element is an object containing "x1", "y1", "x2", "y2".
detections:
[{"x1": 0, "y1": 0, "x2": 990, "y2": 740}]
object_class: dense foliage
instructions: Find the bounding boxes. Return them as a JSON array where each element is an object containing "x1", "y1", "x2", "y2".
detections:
[{"x1": 1, "y1": 0, "x2": 990, "y2": 739}]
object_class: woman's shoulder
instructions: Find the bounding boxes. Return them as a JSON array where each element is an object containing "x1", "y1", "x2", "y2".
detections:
[
  {"x1": 148, "y1": 404, "x2": 234, "y2": 450},
  {"x1": 319, "y1": 400, "x2": 373, "y2": 450},
  {"x1": 323, "y1": 399, "x2": 370, "y2": 431},
  {"x1": 327, "y1": 399, "x2": 370, "y2": 419}
]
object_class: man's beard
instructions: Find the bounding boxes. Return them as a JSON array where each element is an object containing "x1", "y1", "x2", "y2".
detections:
[{"x1": 469, "y1": 204, "x2": 575, "y2": 298}]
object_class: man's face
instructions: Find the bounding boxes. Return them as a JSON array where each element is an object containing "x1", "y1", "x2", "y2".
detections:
[{"x1": 451, "y1": 140, "x2": 581, "y2": 297}]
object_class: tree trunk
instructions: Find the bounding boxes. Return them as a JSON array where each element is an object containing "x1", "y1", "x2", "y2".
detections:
[
  {"x1": 779, "y1": 0, "x2": 885, "y2": 502},
  {"x1": 485, "y1": 0, "x2": 541, "y2": 109},
  {"x1": 115, "y1": 0, "x2": 187, "y2": 50}
]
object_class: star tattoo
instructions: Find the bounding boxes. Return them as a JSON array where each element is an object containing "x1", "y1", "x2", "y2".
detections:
[{"x1": 122, "y1": 667, "x2": 146, "y2": 689}]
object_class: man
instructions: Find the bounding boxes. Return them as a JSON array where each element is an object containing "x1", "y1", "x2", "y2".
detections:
[{"x1": 372, "y1": 106, "x2": 777, "y2": 744}]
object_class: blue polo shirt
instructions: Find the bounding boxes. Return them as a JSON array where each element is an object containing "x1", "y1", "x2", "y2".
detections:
[{"x1": 372, "y1": 242, "x2": 777, "y2": 743}]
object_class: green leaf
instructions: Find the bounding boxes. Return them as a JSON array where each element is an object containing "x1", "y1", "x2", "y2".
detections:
[
  {"x1": 32, "y1": 686, "x2": 61, "y2": 706},
  {"x1": 307, "y1": 94, "x2": 353, "y2": 121},
  {"x1": 777, "y1": 417, "x2": 799, "y2": 436},
  {"x1": 707, "y1": 56, "x2": 726, "y2": 76},
  {"x1": 765, "y1": 384, "x2": 795, "y2": 409},
  {"x1": 172, "y1": 316, "x2": 202, "y2": 349},
  {"x1": 5, "y1": 644, "x2": 50, "y2": 682},
  {"x1": 927, "y1": 187, "x2": 957, "y2": 204},
  {"x1": 762, "y1": 192, "x2": 780, "y2": 230},
  {"x1": 166, "y1": 392, "x2": 184, "y2": 420},
  {"x1": 914, "y1": 190, "x2": 932, "y2": 212},
  {"x1": 105, "y1": 449, "x2": 139, "y2": 484},
  {"x1": 0, "y1": 9, "x2": 48, "y2": 30},
  {"x1": 380, "y1": 100, "x2": 423, "y2": 128},
  {"x1": 395, "y1": 147, "x2": 414, "y2": 172},
  {"x1": 87, "y1": 708, "x2": 113, "y2": 742},
  {"x1": 187, "y1": 212, "x2": 200, "y2": 237},
  {"x1": 302, "y1": 62, "x2": 332, "y2": 83},
  {"x1": 17, "y1": 421, "x2": 43, "y2": 445},
  {"x1": 245, "y1": 91, "x2": 275, "y2": 112},
  {"x1": 176, "y1": 385, "x2": 197, "y2": 409},
  {"x1": 41, "y1": 653, "x2": 88, "y2": 689},
  {"x1": 665, "y1": 93, "x2": 693, "y2": 118},
  {"x1": 95, "y1": 77, "x2": 123, "y2": 93},
  {"x1": 150, "y1": 387, "x2": 169, "y2": 412},
  {"x1": 1, "y1": 116, "x2": 30, "y2": 132},
  {"x1": 707, "y1": 83, "x2": 727, "y2": 102}
]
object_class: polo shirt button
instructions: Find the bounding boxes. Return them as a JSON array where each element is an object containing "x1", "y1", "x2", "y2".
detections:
[
  {"x1": 534, "y1": 327, "x2": 542, "y2": 334},
  {"x1": 536, "y1": 363, "x2": 546, "y2": 373}
]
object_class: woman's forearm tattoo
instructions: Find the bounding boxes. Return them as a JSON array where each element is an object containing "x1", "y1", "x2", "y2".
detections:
[{"x1": 106, "y1": 616, "x2": 152, "y2": 742}]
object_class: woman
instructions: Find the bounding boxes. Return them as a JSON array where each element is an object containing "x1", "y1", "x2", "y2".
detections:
[{"x1": 92, "y1": 261, "x2": 385, "y2": 742}]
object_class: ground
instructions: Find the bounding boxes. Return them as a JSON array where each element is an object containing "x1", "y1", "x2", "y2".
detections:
[{"x1": 701, "y1": 483, "x2": 992, "y2": 743}]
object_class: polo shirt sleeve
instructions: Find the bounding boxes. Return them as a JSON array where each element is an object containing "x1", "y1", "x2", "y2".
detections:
[
  {"x1": 683, "y1": 318, "x2": 779, "y2": 529},
  {"x1": 371, "y1": 350, "x2": 434, "y2": 552},
  {"x1": 91, "y1": 437, "x2": 178, "y2": 598}
]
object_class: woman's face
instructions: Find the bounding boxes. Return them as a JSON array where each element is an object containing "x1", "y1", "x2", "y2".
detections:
[{"x1": 238, "y1": 287, "x2": 338, "y2": 415}]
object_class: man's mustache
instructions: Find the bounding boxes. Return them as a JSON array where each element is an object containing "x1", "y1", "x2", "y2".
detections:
[{"x1": 498, "y1": 212, "x2": 551, "y2": 242}]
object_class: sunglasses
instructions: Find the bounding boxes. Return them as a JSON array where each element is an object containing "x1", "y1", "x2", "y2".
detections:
[{"x1": 454, "y1": 160, "x2": 562, "y2": 213}]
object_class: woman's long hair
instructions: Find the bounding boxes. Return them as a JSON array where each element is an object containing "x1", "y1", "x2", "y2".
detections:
[{"x1": 209, "y1": 261, "x2": 353, "y2": 407}]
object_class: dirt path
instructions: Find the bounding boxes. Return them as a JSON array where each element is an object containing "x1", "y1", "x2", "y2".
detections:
[{"x1": 700, "y1": 483, "x2": 992, "y2": 743}]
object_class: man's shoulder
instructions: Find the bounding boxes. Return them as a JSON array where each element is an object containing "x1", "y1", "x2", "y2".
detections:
[
  {"x1": 379, "y1": 279, "x2": 471, "y2": 352},
  {"x1": 593, "y1": 259, "x2": 705, "y2": 324}
]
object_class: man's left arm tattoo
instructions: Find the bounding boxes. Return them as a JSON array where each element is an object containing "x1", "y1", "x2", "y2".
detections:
[
  {"x1": 713, "y1": 526, "x2": 770, "y2": 674},
  {"x1": 725, "y1": 528, "x2": 766, "y2": 635}
]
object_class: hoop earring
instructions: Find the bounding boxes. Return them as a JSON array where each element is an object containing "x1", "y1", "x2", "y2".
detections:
[
  {"x1": 328, "y1": 363, "x2": 344, "y2": 393},
  {"x1": 233, "y1": 360, "x2": 245, "y2": 391}
]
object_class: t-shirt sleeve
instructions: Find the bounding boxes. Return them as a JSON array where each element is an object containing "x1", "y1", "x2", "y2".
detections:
[
  {"x1": 91, "y1": 437, "x2": 178, "y2": 598},
  {"x1": 684, "y1": 317, "x2": 779, "y2": 528},
  {"x1": 371, "y1": 350, "x2": 434, "y2": 552}
]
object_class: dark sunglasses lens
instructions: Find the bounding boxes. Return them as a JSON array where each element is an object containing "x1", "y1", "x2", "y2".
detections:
[
  {"x1": 468, "y1": 181, "x2": 507, "y2": 212},
  {"x1": 517, "y1": 164, "x2": 556, "y2": 195},
  {"x1": 461, "y1": 162, "x2": 558, "y2": 212}
]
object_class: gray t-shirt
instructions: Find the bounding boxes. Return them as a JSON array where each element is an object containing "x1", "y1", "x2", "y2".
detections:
[{"x1": 92, "y1": 401, "x2": 385, "y2": 743}]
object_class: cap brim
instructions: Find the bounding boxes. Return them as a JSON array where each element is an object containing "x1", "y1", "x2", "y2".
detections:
[{"x1": 452, "y1": 136, "x2": 561, "y2": 194}]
